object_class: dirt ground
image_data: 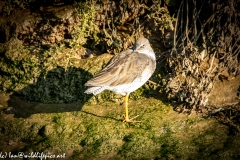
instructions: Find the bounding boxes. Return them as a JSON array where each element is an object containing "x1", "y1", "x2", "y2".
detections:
[{"x1": 1, "y1": 92, "x2": 240, "y2": 159}]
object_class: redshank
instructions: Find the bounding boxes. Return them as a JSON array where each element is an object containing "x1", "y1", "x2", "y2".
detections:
[{"x1": 84, "y1": 38, "x2": 156, "y2": 122}]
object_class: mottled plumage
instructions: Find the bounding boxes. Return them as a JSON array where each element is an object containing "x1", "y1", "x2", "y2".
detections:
[{"x1": 84, "y1": 38, "x2": 156, "y2": 122}]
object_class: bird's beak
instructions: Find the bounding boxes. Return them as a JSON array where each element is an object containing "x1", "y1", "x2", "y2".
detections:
[{"x1": 132, "y1": 45, "x2": 137, "y2": 51}]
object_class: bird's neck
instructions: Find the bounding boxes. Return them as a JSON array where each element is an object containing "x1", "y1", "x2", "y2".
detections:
[{"x1": 138, "y1": 50, "x2": 156, "y2": 60}]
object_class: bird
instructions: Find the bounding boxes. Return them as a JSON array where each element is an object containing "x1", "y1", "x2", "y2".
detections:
[{"x1": 84, "y1": 37, "x2": 156, "y2": 122}]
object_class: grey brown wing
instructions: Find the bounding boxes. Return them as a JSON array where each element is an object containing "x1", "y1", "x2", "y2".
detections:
[
  {"x1": 85, "y1": 52, "x2": 150, "y2": 87},
  {"x1": 99, "y1": 49, "x2": 133, "y2": 73}
]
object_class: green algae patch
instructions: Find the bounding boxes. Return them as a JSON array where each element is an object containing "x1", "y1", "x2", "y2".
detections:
[
  {"x1": 0, "y1": 40, "x2": 153, "y2": 105},
  {"x1": 0, "y1": 36, "x2": 149, "y2": 105},
  {"x1": 22, "y1": 52, "x2": 118, "y2": 104},
  {"x1": 0, "y1": 38, "x2": 114, "y2": 104},
  {"x1": 0, "y1": 40, "x2": 41, "y2": 92},
  {"x1": 1, "y1": 94, "x2": 240, "y2": 159}
]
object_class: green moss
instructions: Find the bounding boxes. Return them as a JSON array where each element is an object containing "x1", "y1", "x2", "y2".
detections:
[
  {"x1": 0, "y1": 96, "x2": 240, "y2": 159},
  {"x1": 0, "y1": 41, "x2": 41, "y2": 92},
  {"x1": 70, "y1": 1, "x2": 100, "y2": 48}
]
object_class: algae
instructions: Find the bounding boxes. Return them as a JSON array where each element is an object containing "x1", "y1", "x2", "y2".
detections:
[
  {"x1": 1, "y1": 96, "x2": 240, "y2": 159},
  {"x1": 0, "y1": 1, "x2": 239, "y2": 159}
]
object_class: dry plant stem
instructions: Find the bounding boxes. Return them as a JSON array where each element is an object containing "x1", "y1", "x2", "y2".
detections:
[
  {"x1": 173, "y1": 0, "x2": 183, "y2": 49},
  {"x1": 206, "y1": 51, "x2": 216, "y2": 74},
  {"x1": 148, "y1": 80, "x2": 158, "y2": 85},
  {"x1": 186, "y1": 0, "x2": 189, "y2": 45},
  {"x1": 226, "y1": 118, "x2": 240, "y2": 132},
  {"x1": 208, "y1": 107, "x2": 232, "y2": 116}
]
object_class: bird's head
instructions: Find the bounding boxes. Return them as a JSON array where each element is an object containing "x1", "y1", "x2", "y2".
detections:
[
  {"x1": 133, "y1": 38, "x2": 155, "y2": 59},
  {"x1": 133, "y1": 38, "x2": 151, "y2": 52}
]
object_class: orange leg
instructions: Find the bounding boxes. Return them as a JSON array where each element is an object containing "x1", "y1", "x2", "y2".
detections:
[{"x1": 123, "y1": 93, "x2": 141, "y2": 122}]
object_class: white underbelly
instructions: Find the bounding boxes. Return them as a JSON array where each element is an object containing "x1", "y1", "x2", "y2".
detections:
[{"x1": 108, "y1": 71, "x2": 153, "y2": 95}]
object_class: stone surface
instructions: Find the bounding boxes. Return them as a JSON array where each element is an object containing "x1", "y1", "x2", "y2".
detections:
[{"x1": 207, "y1": 75, "x2": 240, "y2": 106}]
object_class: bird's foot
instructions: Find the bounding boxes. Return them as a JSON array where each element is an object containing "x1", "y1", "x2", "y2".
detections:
[{"x1": 123, "y1": 115, "x2": 141, "y2": 122}]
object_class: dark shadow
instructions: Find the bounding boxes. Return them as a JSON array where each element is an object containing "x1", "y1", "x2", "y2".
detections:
[
  {"x1": 6, "y1": 66, "x2": 93, "y2": 118},
  {"x1": 5, "y1": 63, "x2": 168, "y2": 120},
  {"x1": 81, "y1": 110, "x2": 121, "y2": 122}
]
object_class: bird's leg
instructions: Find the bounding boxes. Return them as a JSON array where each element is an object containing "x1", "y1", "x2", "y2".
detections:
[
  {"x1": 123, "y1": 93, "x2": 141, "y2": 122},
  {"x1": 124, "y1": 93, "x2": 129, "y2": 121}
]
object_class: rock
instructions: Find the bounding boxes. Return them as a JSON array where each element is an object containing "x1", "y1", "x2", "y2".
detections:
[{"x1": 207, "y1": 75, "x2": 240, "y2": 106}]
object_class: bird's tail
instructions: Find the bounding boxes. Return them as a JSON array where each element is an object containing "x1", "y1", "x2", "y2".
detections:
[{"x1": 84, "y1": 86, "x2": 106, "y2": 95}]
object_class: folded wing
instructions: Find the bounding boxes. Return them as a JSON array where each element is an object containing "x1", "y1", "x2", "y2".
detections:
[{"x1": 85, "y1": 51, "x2": 150, "y2": 87}]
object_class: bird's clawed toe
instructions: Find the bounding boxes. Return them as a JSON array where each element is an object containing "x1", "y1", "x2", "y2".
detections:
[{"x1": 123, "y1": 115, "x2": 141, "y2": 123}]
